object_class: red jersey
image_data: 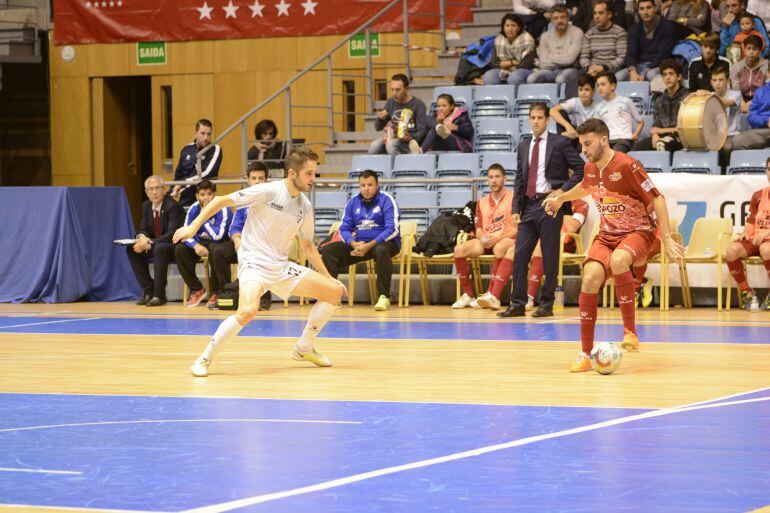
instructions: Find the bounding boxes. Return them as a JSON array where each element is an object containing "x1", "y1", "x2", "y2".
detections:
[
  {"x1": 475, "y1": 189, "x2": 515, "y2": 237},
  {"x1": 581, "y1": 152, "x2": 660, "y2": 236},
  {"x1": 746, "y1": 186, "x2": 770, "y2": 243},
  {"x1": 569, "y1": 199, "x2": 589, "y2": 227}
]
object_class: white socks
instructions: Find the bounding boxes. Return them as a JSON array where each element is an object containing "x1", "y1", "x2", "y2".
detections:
[
  {"x1": 296, "y1": 301, "x2": 336, "y2": 352},
  {"x1": 202, "y1": 315, "x2": 244, "y2": 360}
]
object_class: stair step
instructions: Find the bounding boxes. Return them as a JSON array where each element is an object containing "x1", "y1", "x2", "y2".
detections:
[
  {"x1": 411, "y1": 67, "x2": 455, "y2": 78},
  {"x1": 0, "y1": 8, "x2": 37, "y2": 25},
  {"x1": 471, "y1": 6, "x2": 512, "y2": 24},
  {"x1": 335, "y1": 131, "x2": 381, "y2": 142}
]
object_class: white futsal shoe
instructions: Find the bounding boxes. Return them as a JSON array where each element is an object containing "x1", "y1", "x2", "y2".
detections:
[
  {"x1": 452, "y1": 293, "x2": 474, "y2": 309},
  {"x1": 476, "y1": 291, "x2": 501, "y2": 310},
  {"x1": 190, "y1": 356, "x2": 210, "y2": 377},
  {"x1": 525, "y1": 295, "x2": 535, "y2": 311},
  {"x1": 291, "y1": 346, "x2": 333, "y2": 367}
]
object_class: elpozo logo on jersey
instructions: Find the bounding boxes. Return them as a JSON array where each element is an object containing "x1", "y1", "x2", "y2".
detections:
[{"x1": 596, "y1": 197, "x2": 627, "y2": 217}]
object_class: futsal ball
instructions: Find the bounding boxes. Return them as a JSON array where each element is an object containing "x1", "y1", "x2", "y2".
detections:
[{"x1": 590, "y1": 342, "x2": 622, "y2": 375}]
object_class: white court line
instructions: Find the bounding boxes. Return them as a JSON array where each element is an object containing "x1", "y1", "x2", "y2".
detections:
[
  {"x1": 181, "y1": 386, "x2": 770, "y2": 513},
  {"x1": 0, "y1": 318, "x2": 100, "y2": 330},
  {"x1": 0, "y1": 418, "x2": 360, "y2": 434},
  {"x1": 0, "y1": 467, "x2": 82, "y2": 475}
]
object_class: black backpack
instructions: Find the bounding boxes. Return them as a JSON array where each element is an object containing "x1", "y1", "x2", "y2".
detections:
[{"x1": 217, "y1": 280, "x2": 239, "y2": 310}]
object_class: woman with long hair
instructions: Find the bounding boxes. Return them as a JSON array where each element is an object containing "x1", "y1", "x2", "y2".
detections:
[
  {"x1": 481, "y1": 13, "x2": 536, "y2": 86},
  {"x1": 421, "y1": 94, "x2": 474, "y2": 153}
]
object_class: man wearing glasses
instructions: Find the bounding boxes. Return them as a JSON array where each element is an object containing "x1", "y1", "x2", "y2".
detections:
[{"x1": 126, "y1": 175, "x2": 185, "y2": 306}]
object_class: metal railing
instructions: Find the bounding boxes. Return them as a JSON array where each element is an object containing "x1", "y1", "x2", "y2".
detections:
[{"x1": 192, "y1": 0, "x2": 449, "y2": 176}]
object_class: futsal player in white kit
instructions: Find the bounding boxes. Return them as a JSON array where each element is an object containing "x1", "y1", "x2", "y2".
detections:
[{"x1": 173, "y1": 148, "x2": 347, "y2": 376}]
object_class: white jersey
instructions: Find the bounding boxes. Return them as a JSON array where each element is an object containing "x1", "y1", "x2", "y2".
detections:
[{"x1": 229, "y1": 180, "x2": 314, "y2": 268}]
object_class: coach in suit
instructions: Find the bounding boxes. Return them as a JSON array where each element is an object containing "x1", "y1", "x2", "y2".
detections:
[
  {"x1": 499, "y1": 103, "x2": 585, "y2": 318},
  {"x1": 127, "y1": 175, "x2": 185, "y2": 307}
]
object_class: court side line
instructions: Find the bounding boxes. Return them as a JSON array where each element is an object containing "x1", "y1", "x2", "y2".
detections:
[
  {"x1": 0, "y1": 418, "x2": 360, "y2": 434},
  {"x1": 0, "y1": 467, "x2": 82, "y2": 475},
  {"x1": 0, "y1": 318, "x2": 100, "y2": 330},
  {"x1": 181, "y1": 389, "x2": 770, "y2": 513}
]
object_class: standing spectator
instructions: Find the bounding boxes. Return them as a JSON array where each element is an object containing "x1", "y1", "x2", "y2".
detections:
[
  {"x1": 482, "y1": 14, "x2": 536, "y2": 86},
  {"x1": 730, "y1": 34, "x2": 768, "y2": 112},
  {"x1": 580, "y1": 1, "x2": 629, "y2": 78},
  {"x1": 732, "y1": 13, "x2": 767, "y2": 59},
  {"x1": 499, "y1": 103, "x2": 585, "y2": 318},
  {"x1": 369, "y1": 74, "x2": 427, "y2": 155},
  {"x1": 527, "y1": 4, "x2": 584, "y2": 99},
  {"x1": 666, "y1": 0, "x2": 709, "y2": 34},
  {"x1": 595, "y1": 71, "x2": 645, "y2": 152},
  {"x1": 172, "y1": 119, "x2": 222, "y2": 208},
  {"x1": 719, "y1": 0, "x2": 769, "y2": 58},
  {"x1": 723, "y1": 79, "x2": 770, "y2": 150},
  {"x1": 689, "y1": 32, "x2": 731, "y2": 91},
  {"x1": 747, "y1": 0, "x2": 770, "y2": 32},
  {"x1": 633, "y1": 59, "x2": 688, "y2": 151},
  {"x1": 421, "y1": 94, "x2": 474, "y2": 153},
  {"x1": 208, "y1": 163, "x2": 272, "y2": 311},
  {"x1": 321, "y1": 170, "x2": 400, "y2": 311},
  {"x1": 175, "y1": 181, "x2": 231, "y2": 307},
  {"x1": 617, "y1": 0, "x2": 678, "y2": 82},
  {"x1": 247, "y1": 119, "x2": 286, "y2": 171},
  {"x1": 551, "y1": 74, "x2": 600, "y2": 144},
  {"x1": 126, "y1": 175, "x2": 185, "y2": 307}
]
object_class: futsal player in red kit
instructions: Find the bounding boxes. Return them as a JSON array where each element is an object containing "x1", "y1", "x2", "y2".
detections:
[{"x1": 543, "y1": 118, "x2": 683, "y2": 372}]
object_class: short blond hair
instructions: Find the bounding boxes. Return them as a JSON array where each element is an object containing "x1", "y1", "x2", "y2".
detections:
[{"x1": 284, "y1": 147, "x2": 319, "y2": 175}]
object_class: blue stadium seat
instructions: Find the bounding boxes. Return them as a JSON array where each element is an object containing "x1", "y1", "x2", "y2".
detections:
[
  {"x1": 313, "y1": 190, "x2": 348, "y2": 208},
  {"x1": 391, "y1": 154, "x2": 437, "y2": 190},
  {"x1": 617, "y1": 81, "x2": 651, "y2": 115},
  {"x1": 638, "y1": 115, "x2": 653, "y2": 140},
  {"x1": 430, "y1": 86, "x2": 473, "y2": 113},
  {"x1": 396, "y1": 190, "x2": 438, "y2": 233},
  {"x1": 629, "y1": 151, "x2": 670, "y2": 173},
  {"x1": 513, "y1": 83, "x2": 559, "y2": 117},
  {"x1": 438, "y1": 189, "x2": 473, "y2": 213},
  {"x1": 435, "y1": 153, "x2": 480, "y2": 189},
  {"x1": 480, "y1": 152, "x2": 517, "y2": 175},
  {"x1": 349, "y1": 154, "x2": 392, "y2": 180},
  {"x1": 670, "y1": 150, "x2": 720, "y2": 174},
  {"x1": 727, "y1": 149, "x2": 770, "y2": 174},
  {"x1": 475, "y1": 119, "x2": 518, "y2": 153},
  {"x1": 518, "y1": 118, "x2": 557, "y2": 143},
  {"x1": 471, "y1": 85, "x2": 516, "y2": 118}
]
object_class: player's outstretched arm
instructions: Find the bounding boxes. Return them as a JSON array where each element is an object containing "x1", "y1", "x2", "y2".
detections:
[
  {"x1": 542, "y1": 183, "x2": 589, "y2": 217},
  {"x1": 173, "y1": 195, "x2": 235, "y2": 243},
  {"x1": 652, "y1": 195, "x2": 684, "y2": 261}
]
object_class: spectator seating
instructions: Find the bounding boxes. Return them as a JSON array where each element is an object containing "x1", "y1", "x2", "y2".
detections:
[
  {"x1": 391, "y1": 154, "x2": 437, "y2": 190},
  {"x1": 396, "y1": 190, "x2": 438, "y2": 234},
  {"x1": 629, "y1": 150, "x2": 670, "y2": 173},
  {"x1": 617, "y1": 81, "x2": 651, "y2": 115},
  {"x1": 430, "y1": 85, "x2": 473, "y2": 113},
  {"x1": 480, "y1": 152, "x2": 517, "y2": 175},
  {"x1": 638, "y1": 115, "x2": 653, "y2": 140},
  {"x1": 727, "y1": 149, "x2": 770, "y2": 174},
  {"x1": 313, "y1": 190, "x2": 347, "y2": 238},
  {"x1": 438, "y1": 189, "x2": 473, "y2": 214},
  {"x1": 348, "y1": 155, "x2": 392, "y2": 191},
  {"x1": 435, "y1": 153, "x2": 480, "y2": 189},
  {"x1": 676, "y1": 217, "x2": 733, "y2": 310},
  {"x1": 475, "y1": 119, "x2": 518, "y2": 153},
  {"x1": 670, "y1": 150, "x2": 720, "y2": 174},
  {"x1": 471, "y1": 85, "x2": 516, "y2": 118},
  {"x1": 513, "y1": 83, "x2": 559, "y2": 118}
]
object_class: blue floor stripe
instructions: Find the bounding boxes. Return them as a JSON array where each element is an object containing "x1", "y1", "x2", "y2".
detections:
[{"x1": 0, "y1": 316, "x2": 769, "y2": 344}]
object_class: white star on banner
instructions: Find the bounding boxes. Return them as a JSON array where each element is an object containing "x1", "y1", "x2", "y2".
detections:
[
  {"x1": 300, "y1": 0, "x2": 316, "y2": 15},
  {"x1": 109, "y1": 0, "x2": 114, "y2": 6},
  {"x1": 275, "y1": 0, "x2": 291, "y2": 16},
  {"x1": 223, "y1": 0, "x2": 239, "y2": 18},
  {"x1": 101, "y1": 1, "x2": 106, "y2": 6},
  {"x1": 117, "y1": 0, "x2": 122, "y2": 5},
  {"x1": 196, "y1": 1, "x2": 213, "y2": 19},
  {"x1": 85, "y1": 1, "x2": 91, "y2": 7},
  {"x1": 249, "y1": 0, "x2": 265, "y2": 17}
]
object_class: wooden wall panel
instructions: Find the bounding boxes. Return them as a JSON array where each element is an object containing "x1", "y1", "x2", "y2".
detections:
[
  {"x1": 87, "y1": 43, "x2": 133, "y2": 77},
  {"x1": 50, "y1": 77, "x2": 92, "y2": 185}
]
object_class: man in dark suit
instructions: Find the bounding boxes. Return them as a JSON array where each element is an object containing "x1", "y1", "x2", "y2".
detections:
[
  {"x1": 499, "y1": 103, "x2": 585, "y2": 318},
  {"x1": 127, "y1": 175, "x2": 185, "y2": 306}
]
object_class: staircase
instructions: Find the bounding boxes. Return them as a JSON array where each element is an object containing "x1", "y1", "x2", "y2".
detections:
[
  {"x1": 0, "y1": 0, "x2": 48, "y2": 64},
  {"x1": 321, "y1": 0, "x2": 511, "y2": 176}
]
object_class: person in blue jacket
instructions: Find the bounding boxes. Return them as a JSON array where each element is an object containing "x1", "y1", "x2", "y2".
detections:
[
  {"x1": 720, "y1": 0, "x2": 770, "y2": 59},
  {"x1": 724, "y1": 80, "x2": 770, "y2": 150},
  {"x1": 174, "y1": 180, "x2": 232, "y2": 308},
  {"x1": 320, "y1": 170, "x2": 401, "y2": 311}
]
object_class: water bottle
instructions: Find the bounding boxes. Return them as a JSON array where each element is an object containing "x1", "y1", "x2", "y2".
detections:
[
  {"x1": 481, "y1": 235, "x2": 489, "y2": 245},
  {"x1": 750, "y1": 295, "x2": 760, "y2": 312},
  {"x1": 554, "y1": 286, "x2": 565, "y2": 312},
  {"x1": 704, "y1": 244, "x2": 713, "y2": 258}
]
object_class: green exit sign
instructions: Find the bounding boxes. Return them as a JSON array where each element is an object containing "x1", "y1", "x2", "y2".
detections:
[
  {"x1": 137, "y1": 41, "x2": 167, "y2": 65},
  {"x1": 348, "y1": 33, "x2": 379, "y2": 58}
]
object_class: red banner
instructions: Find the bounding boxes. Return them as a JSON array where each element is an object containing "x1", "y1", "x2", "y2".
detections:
[{"x1": 53, "y1": 0, "x2": 473, "y2": 45}]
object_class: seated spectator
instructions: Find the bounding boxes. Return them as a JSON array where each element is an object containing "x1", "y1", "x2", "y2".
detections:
[
  {"x1": 247, "y1": 119, "x2": 286, "y2": 170},
  {"x1": 369, "y1": 74, "x2": 427, "y2": 155},
  {"x1": 595, "y1": 71, "x2": 645, "y2": 151},
  {"x1": 633, "y1": 58, "x2": 688, "y2": 151},
  {"x1": 666, "y1": 0, "x2": 709, "y2": 34},
  {"x1": 421, "y1": 94, "x2": 474, "y2": 153},
  {"x1": 126, "y1": 175, "x2": 185, "y2": 307},
  {"x1": 320, "y1": 170, "x2": 400, "y2": 311},
  {"x1": 747, "y1": 0, "x2": 770, "y2": 32},
  {"x1": 570, "y1": 0, "x2": 631, "y2": 32},
  {"x1": 723, "y1": 79, "x2": 770, "y2": 150},
  {"x1": 174, "y1": 180, "x2": 231, "y2": 307},
  {"x1": 208, "y1": 162, "x2": 272, "y2": 311},
  {"x1": 481, "y1": 14, "x2": 536, "y2": 86},
  {"x1": 513, "y1": 0, "x2": 560, "y2": 39},
  {"x1": 527, "y1": 4, "x2": 584, "y2": 99},
  {"x1": 617, "y1": 0, "x2": 678, "y2": 82},
  {"x1": 731, "y1": 13, "x2": 767, "y2": 60},
  {"x1": 580, "y1": 1, "x2": 629, "y2": 78},
  {"x1": 708, "y1": 64, "x2": 743, "y2": 140},
  {"x1": 730, "y1": 34, "x2": 768, "y2": 112},
  {"x1": 719, "y1": 0, "x2": 769, "y2": 59},
  {"x1": 526, "y1": 199, "x2": 589, "y2": 310},
  {"x1": 171, "y1": 119, "x2": 222, "y2": 208},
  {"x1": 551, "y1": 74, "x2": 600, "y2": 144},
  {"x1": 452, "y1": 164, "x2": 518, "y2": 311},
  {"x1": 689, "y1": 32, "x2": 731, "y2": 91}
]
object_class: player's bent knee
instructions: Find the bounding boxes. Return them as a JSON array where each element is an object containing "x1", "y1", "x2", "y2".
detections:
[
  {"x1": 236, "y1": 306, "x2": 258, "y2": 323},
  {"x1": 609, "y1": 253, "x2": 631, "y2": 274}
]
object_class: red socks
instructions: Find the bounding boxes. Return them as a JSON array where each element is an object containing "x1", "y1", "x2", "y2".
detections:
[
  {"x1": 614, "y1": 271, "x2": 637, "y2": 335},
  {"x1": 727, "y1": 259, "x2": 749, "y2": 292},
  {"x1": 455, "y1": 257, "x2": 474, "y2": 297},
  {"x1": 527, "y1": 256, "x2": 543, "y2": 298},
  {"x1": 632, "y1": 263, "x2": 647, "y2": 293},
  {"x1": 487, "y1": 258, "x2": 502, "y2": 293},
  {"x1": 578, "y1": 292, "x2": 598, "y2": 355},
  {"x1": 489, "y1": 258, "x2": 514, "y2": 298}
]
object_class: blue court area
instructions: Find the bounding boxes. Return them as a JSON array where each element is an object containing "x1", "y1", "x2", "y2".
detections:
[
  {"x1": 1, "y1": 392, "x2": 768, "y2": 513},
  {"x1": 1, "y1": 315, "x2": 770, "y2": 344}
]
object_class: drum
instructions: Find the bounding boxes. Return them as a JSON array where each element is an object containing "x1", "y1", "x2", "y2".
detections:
[{"x1": 676, "y1": 93, "x2": 728, "y2": 151}]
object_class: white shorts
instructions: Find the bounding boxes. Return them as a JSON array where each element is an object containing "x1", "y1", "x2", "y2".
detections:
[{"x1": 237, "y1": 260, "x2": 311, "y2": 299}]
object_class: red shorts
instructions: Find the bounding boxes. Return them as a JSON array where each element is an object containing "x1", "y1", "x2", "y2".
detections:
[
  {"x1": 738, "y1": 239, "x2": 764, "y2": 257},
  {"x1": 646, "y1": 238, "x2": 661, "y2": 260},
  {"x1": 563, "y1": 235, "x2": 577, "y2": 254},
  {"x1": 585, "y1": 230, "x2": 657, "y2": 278}
]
